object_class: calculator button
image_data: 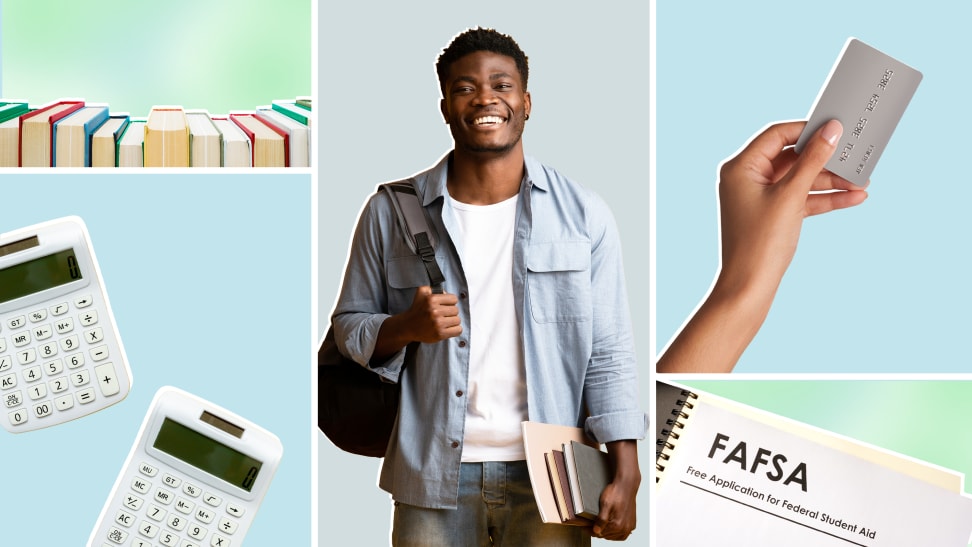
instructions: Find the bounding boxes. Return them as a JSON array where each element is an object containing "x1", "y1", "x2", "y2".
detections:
[
  {"x1": 39, "y1": 342, "x2": 58, "y2": 358},
  {"x1": 154, "y1": 488, "x2": 175, "y2": 505},
  {"x1": 0, "y1": 338, "x2": 6, "y2": 353},
  {"x1": 0, "y1": 355, "x2": 11, "y2": 372},
  {"x1": 106, "y1": 526, "x2": 129, "y2": 544},
  {"x1": 66, "y1": 352, "x2": 85, "y2": 369},
  {"x1": 12, "y1": 332, "x2": 31, "y2": 347},
  {"x1": 158, "y1": 531, "x2": 179, "y2": 546},
  {"x1": 203, "y1": 493, "x2": 222, "y2": 507},
  {"x1": 44, "y1": 358, "x2": 64, "y2": 377},
  {"x1": 225, "y1": 504, "x2": 244, "y2": 518},
  {"x1": 28, "y1": 309, "x2": 47, "y2": 322},
  {"x1": 138, "y1": 521, "x2": 160, "y2": 538},
  {"x1": 18, "y1": 349, "x2": 36, "y2": 365},
  {"x1": 60, "y1": 335, "x2": 79, "y2": 351},
  {"x1": 23, "y1": 365, "x2": 41, "y2": 382},
  {"x1": 114, "y1": 509, "x2": 136, "y2": 528},
  {"x1": 75, "y1": 294, "x2": 94, "y2": 308},
  {"x1": 217, "y1": 518, "x2": 238, "y2": 535},
  {"x1": 50, "y1": 302, "x2": 69, "y2": 316},
  {"x1": 77, "y1": 387, "x2": 96, "y2": 404},
  {"x1": 7, "y1": 316, "x2": 26, "y2": 329},
  {"x1": 187, "y1": 524, "x2": 208, "y2": 540},
  {"x1": 146, "y1": 504, "x2": 167, "y2": 522},
  {"x1": 139, "y1": 462, "x2": 159, "y2": 477},
  {"x1": 123, "y1": 494, "x2": 144, "y2": 511},
  {"x1": 210, "y1": 534, "x2": 231, "y2": 547},
  {"x1": 163, "y1": 473, "x2": 182, "y2": 488},
  {"x1": 33, "y1": 324, "x2": 52, "y2": 340},
  {"x1": 90, "y1": 345, "x2": 109, "y2": 361},
  {"x1": 50, "y1": 376, "x2": 69, "y2": 393},
  {"x1": 95, "y1": 363, "x2": 120, "y2": 397},
  {"x1": 54, "y1": 394, "x2": 74, "y2": 411},
  {"x1": 4, "y1": 390, "x2": 22, "y2": 408},
  {"x1": 72, "y1": 370, "x2": 91, "y2": 387},
  {"x1": 7, "y1": 408, "x2": 27, "y2": 426},
  {"x1": 132, "y1": 478, "x2": 152, "y2": 495},
  {"x1": 54, "y1": 318, "x2": 74, "y2": 334},
  {"x1": 194, "y1": 507, "x2": 215, "y2": 524},
  {"x1": 175, "y1": 497, "x2": 195, "y2": 514},
  {"x1": 183, "y1": 483, "x2": 201, "y2": 498},
  {"x1": 80, "y1": 310, "x2": 99, "y2": 326},
  {"x1": 85, "y1": 327, "x2": 104, "y2": 344},
  {"x1": 132, "y1": 540, "x2": 152, "y2": 547},
  {"x1": 33, "y1": 401, "x2": 52, "y2": 418},
  {"x1": 28, "y1": 383, "x2": 47, "y2": 400},
  {"x1": 167, "y1": 513, "x2": 188, "y2": 531},
  {"x1": 183, "y1": 541, "x2": 202, "y2": 547},
  {"x1": 1, "y1": 373, "x2": 17, "y2": 389}
]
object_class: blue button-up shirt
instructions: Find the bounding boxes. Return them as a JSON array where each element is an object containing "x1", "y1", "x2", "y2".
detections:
[{"x1": 333, "y1": 152, "x2": 648, "y2": 509}]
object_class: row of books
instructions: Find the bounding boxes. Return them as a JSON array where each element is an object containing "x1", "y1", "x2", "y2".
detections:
[{"x1": 0, "y1": 97, "x2": 312, "y2": 168}]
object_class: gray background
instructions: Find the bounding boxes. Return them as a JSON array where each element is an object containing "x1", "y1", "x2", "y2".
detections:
[{"x1": 317, "y1": 1, "x2": 651, "y2": 544}]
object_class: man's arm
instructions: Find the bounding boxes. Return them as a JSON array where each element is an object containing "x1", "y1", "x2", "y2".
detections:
[{"x1": 657, "y1": 120, "x2": 868, "y2": 373}]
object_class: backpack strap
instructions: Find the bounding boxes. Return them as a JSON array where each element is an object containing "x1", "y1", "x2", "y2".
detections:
[{"x1": 381, "y1": 179, "x2": 445, "y2": 294}]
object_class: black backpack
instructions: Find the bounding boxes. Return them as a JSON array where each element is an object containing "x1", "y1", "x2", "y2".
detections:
[{"x1": 318, "y1": 179, "x2": 444, "y2": 457}]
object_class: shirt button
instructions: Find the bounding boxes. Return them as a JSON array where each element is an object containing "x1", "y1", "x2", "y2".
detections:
[
  {"x1": 459, "y1": 292, "x2": 467, "y2": 299},
  {"x1": 455, "y1": 390, "x2": 463, "y2": 397},
  {"x1": 458, "y1": 340, "x2": 467, "y2": 348},
  {"x1": 451, "y1": 441, "x2": 460, "y2": 448}
]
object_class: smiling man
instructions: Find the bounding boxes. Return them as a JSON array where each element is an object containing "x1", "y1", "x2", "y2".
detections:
[{"x1": 331, "y1": 28, "x2": 647, "y2": 545}]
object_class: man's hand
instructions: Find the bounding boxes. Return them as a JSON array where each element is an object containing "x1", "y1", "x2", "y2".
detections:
[
  {"x1": 592, "y1": 440, "x2": 640, "y2": 541},
  {"x1": 372, "y1": 286, "x2": 462, "y2": 363}
]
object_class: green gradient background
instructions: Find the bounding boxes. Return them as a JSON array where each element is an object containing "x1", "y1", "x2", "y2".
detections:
[
  {"x1": 680, "y1": 381, "x2": 972, "y2": 497},
  {"x1": 2, "y1": 0, "x2": 310, "y2": 116}
]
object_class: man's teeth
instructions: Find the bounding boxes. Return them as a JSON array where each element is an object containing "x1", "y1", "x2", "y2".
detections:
[{"x1": 474, "y1": 116, "x2": 504, "y2": 125}]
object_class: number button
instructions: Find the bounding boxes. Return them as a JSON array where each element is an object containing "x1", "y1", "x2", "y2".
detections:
[
  {"x1": 60, "y1": 335, "x2": 79, "y2": 351},
  {"x1": 49, "y1": 377, "x2": 69, "y2": 394},
  {"x1": 187, "y1": 524, "x2": 208, "y2": 540},
  {"x1": 44, "y1": 358, "x2": 64, "y2": 376},
  {"x1": 18, "y1": 349, "x2": 36, "y2": 365},
  {"x1": 158, "y1": 531, "x2": 178, "y2": 546},
  {"x1": 33, "y1": 402, "x2": 52, "y2": 418},
  {"x1": 138, "y1": 521, "x2": 160, "y2": 539},
  {"x1": 146, "y1": 504, "x2": 167, "y2": 522},
  {"x1": 166, "y1": 513, "x2": 188, "y2": 531},
  {"x1": 22, "y1": 365, "x2": 41, "y2": 383},
  {"x1": 28, "y1": 383, "x2": 47, "y2": 400},
  {"x1": 66, "y1": 352, "x2": 85, "y2": 369},
  {"x1": 72, "y1": 370, "x2": 90, "y2": 387},
  {"x1": 7, "y1": 408, "x2": 27, "y2": 426},
  {"x1": 39, "y1": 342, "x2": 58, "y2": 358}
]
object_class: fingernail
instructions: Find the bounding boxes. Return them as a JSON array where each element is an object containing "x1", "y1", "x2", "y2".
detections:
[{"x1": 820, "y1": 119, "x2": 842, "y2": 146}]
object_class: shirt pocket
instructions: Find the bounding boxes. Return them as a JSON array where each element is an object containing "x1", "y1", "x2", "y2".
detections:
[
  {"x1": 526, "y1": 241, "x2": 592, "y2": 323},
  {"x1": 385, "y1": 254, "x2": 430, "y2": 313}
]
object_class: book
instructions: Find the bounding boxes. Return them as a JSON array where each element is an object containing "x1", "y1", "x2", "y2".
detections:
[
  {"x1": 655, "y1": 381, "x2": 972, "y2": 546},
  {"x1": 144, "y1": 106, "x2": 189, "y2": 167},
  {"x1": 91, "y1": 114, "x2": 130, "y2": 168},
  {"x1": 0, "y1": 102, "x2": 29, "y2": 124},
  {"x1": 521, "y1": 421, "x2": 600, "y2": 525},
  {"x1": 116, "y1": 119, "x2": 147, "y2": 168},
  {"x1": 53, "y1": 105, "x2": 109, "y2": 167},
  {"x1": 0, "y1": 116, "x2": 21, "y2": 167},
  {"x1": 212, "y1": 117, "x2": 251, "y2": 167},
  {"x1": 295, "y1": 96, "x2": 311, "y2": 110},
  {"x1": 19, "y1": 100, "x2": 84, "y2": 166},
  {"x1": 566, "y1": 440, "x2": 612, "y2": 521},
  {"x1": 255, "y1": 106, "x2": 309, "y2": 167},
  {"x1": 230, "y1": 113, "x2": 287, "y2": 167},
  {"x1": 271, "y1": 99, "x2": 312, "y2": 127},
  {"x1": 185, "y1": 110, "x2": 221, "y2": 167}
]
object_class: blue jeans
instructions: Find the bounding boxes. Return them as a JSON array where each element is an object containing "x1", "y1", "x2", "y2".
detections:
[{"x1": 392, "y1": 461, "x2": 591, "y2": 546}]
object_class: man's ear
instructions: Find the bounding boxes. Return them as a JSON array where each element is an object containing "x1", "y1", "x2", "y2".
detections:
[
  {"x1": 524, "y1": 91, "x2": 532, "y2": 120},
  {"x1": 440, "y1": 98, "x2": 450, "y2": 124}
]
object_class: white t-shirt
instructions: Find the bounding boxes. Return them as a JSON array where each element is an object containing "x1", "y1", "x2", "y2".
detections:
[{"x1": 449, "y1": 194, "x2": 528, "y2": 462}]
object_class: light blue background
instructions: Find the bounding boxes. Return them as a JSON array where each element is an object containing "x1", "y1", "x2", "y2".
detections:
[
  {"x1": 0, "y1": 173, "x2": 310, "y2": 545},
  {"x1": 317, "y1": 1, "x2": 651, "y2": 544},
  {"x1": 656, "y1": 3, "x2": 969, "y2": 372}
]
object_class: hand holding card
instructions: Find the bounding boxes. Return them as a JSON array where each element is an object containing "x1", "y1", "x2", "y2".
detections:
[{"x1": 795, "y1": 38, "x2": 922, "y2": 186}]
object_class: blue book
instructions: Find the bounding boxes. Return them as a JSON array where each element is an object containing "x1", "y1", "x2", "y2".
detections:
[{"x1": 53, "y1": 105, "x2": 109, "y2": 167}]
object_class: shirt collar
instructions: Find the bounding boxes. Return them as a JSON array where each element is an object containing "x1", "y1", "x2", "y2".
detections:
[{"x1": 418, "y1": 151, "x2": 547, "y2": 207}]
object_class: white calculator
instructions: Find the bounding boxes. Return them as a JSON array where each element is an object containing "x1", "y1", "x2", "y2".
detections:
[
  {"x1": 0, "y1": 216, "x2": 132, "y2": 432},
  {"x1": 89, "y1": 387, "x2": 283, "y2": 547}
]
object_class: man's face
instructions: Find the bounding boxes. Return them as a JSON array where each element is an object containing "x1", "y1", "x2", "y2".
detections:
[{"x1": 440, "y1": 51, "x2": 531, "y2": 157}]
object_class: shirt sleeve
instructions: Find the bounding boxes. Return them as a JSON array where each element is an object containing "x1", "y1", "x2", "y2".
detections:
[
  {"x1": 582, "y1": 195, "x2": 649, "y2": 443},
  {"x1": 331, "y1": 194, "x2": 408, "y2": 383}
]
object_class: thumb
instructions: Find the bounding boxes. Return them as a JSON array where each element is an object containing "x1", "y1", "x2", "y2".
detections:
[{"x1": 781, "y1": 119, "x2": 842, "y2": 191}]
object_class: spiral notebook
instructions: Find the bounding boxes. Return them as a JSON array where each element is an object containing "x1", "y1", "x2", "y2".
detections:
[{"x1": 655, "y1": 381, "x2": 972, "y2": 546}]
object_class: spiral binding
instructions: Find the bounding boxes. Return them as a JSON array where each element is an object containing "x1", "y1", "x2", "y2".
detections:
[{"x1": 655, "y1": 389, "x2": 698, "y2": 483}]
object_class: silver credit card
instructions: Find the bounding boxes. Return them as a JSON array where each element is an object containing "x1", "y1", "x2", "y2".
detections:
[{"x1": 795, "y1": 38, "x2": 922, "y2": 186}]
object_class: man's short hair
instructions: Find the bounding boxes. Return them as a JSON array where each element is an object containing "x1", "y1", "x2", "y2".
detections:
[{"x1": 435, "y1": 27, "x2": 529, "y2": 95}]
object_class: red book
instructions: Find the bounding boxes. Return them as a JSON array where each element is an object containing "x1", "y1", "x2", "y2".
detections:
[
  {"x1": 20, "y1": 100, "x2": 84, "y2": 166},
  {"x1": 229, "y1": 113, "x2": 289, "y2": 167}
]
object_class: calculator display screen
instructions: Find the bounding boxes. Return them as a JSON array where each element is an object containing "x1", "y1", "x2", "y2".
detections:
[
  {"x1": 0, "y1": 249, "x2": 82, "y2": 304},
  {"x1": 154, "y1": 418, "x2": 263, "y2": 492}
]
